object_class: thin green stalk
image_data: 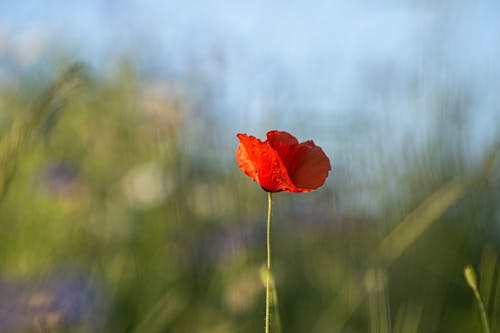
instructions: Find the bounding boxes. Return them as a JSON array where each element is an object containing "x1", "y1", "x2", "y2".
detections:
[
  {"x1": 474, "y1": 289, "x2": 491, "y2": 333},
  {"x1": 265, "y1": 192, "x2": 273, "y2": 333},
  {"x1": 465, "y1": 265, "x2": 491, "y2": 333}
]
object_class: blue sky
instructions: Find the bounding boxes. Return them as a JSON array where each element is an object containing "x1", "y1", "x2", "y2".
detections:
[{"x1": 1, "y1": 0, "x2": 499, "y2": 158}]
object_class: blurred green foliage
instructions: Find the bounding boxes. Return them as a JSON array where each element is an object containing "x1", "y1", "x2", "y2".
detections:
[{"x1": 0, "y1": 62, "x2": 499, "y2": 333}]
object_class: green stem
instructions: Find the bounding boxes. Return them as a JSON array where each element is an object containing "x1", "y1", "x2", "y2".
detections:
[
  {"x1": 473, "y1": 290, "x2": 491, "y2": 333},
  {"x1": 265, "y1": 192, "x2": 273, "y2": 333},
  {"x1": 465, "y1": 265, "x2": 491, "y2": 333}
]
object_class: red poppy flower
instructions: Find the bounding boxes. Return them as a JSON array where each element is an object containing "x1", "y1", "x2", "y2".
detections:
[{"x1": 236, "y1": 130, "x2": 331, "y2": 193}]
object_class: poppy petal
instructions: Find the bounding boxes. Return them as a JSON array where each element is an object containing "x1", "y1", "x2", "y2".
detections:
[
  {"x1": 236, "y1": 130, "x2": 331, "y2": 193},
  {"x1": 266, "y1": 130, "x2": 299, "y2": 147},
  {"x1": 236, "y1": 133, "x2": 296, "y2": 192},
  {"x1": 288, "y1": 141, "x2": 331, "y2": 190},
  {"x1": 236, "y1": 134, "x2": 261, "y2": 183},
  {"x1": 267, "y1": 134, "x2": 302, "y2": 177},
  {"x1": 256, "y1": 145, "x2": 296, "y2": 192}
]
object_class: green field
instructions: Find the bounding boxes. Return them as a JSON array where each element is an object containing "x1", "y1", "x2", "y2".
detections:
[{"x1": 0, "y1": 63, "x2": 498, "y2": 332}]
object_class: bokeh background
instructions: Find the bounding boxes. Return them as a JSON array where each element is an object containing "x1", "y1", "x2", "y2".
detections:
[{"x1": 1, "y1": 1, "x2": 500, "y2": 332}]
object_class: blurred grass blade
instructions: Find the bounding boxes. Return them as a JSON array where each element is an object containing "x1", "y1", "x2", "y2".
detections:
[
  {"x1": 393, "y1": 303, "x2": 423, "y2": 333},
  {"x1": 270, "y1": 277, "x2": 282, "y2": 333},
  {"x1": 376, "y1": 138, "x2": 500, "y2": 266},
  {"x1": 315, "y1": 179, "x2": 465, "y2": 332},
  {"x1": 132, "y1": 291, "x2": 188, "y2": 333},
  {"x1": 260, "y1": 267, "x2": 282, "y2": 333},
  {"x1": 0, "y1": 63, "x2": 84, "y2": 202},
  {"x1": 377, "y1": 179, "x2": 465, "y2": 263},
  {"x1": 479, "y1": 246, "x2": 497, "y2": 310},
  {"x1": 28, "y1": 63, "x2": 84, "y2": 136},
  {"x1": 364, "y1": 268, "x2": 390, "y2": 333}
]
